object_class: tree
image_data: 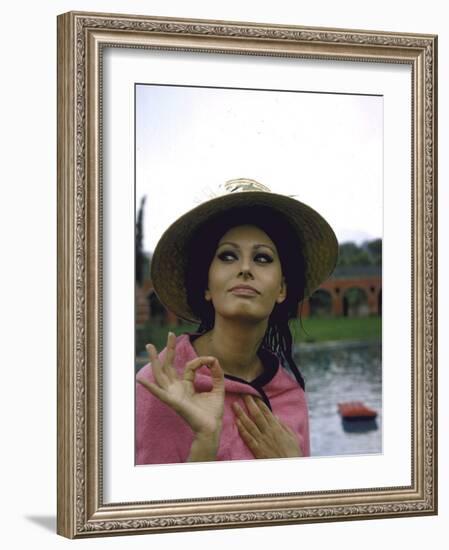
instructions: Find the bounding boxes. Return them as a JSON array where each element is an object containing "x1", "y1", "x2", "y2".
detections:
[
  {"x1": 136, "y1": 196, "x2": 146, "y2": 286},
  {"x1": 363, "y1": 238, "x2": 382, "y2": 265},
  {"x1": 337, "y1": 239, "x2": 382, "y2": 267}
]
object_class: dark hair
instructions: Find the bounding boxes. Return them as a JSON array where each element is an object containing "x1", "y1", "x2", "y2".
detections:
[{"x1": 185, "y1": 205, "x2": 306, "y2": 390}]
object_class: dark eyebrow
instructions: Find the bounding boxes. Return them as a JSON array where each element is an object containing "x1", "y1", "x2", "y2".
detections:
[{"x1": 217, "y1": 241, "x2": 277, "y2": 254}]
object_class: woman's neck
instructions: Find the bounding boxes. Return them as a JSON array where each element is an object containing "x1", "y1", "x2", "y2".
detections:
[{"x1": 193, "y1": 318, "x2": 268, "y2": 382}]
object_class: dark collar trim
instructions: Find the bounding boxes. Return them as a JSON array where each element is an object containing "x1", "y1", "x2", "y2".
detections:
[{"x1": 187, "y1": 332, "x2": 279, "y2": 410}]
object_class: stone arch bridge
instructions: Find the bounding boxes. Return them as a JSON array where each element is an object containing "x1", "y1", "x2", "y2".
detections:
[{"x1": 300, "y1": 275, "x2": 381, "y2": 318}]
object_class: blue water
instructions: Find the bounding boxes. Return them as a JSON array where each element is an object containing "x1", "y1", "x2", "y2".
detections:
[{"x1": 295, "y1": 342, "x2": 382, "y2": 458}]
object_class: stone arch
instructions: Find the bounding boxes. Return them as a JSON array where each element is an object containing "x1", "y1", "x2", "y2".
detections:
[
  {"x1": 342, "y1": 287, "x2": 369, "y2": 317},
  {"x1": 308, "y1": 289, "x2": 333, "y2": 317}
]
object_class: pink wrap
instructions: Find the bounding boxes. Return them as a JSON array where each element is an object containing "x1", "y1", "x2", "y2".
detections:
[{"x1": 136, "y1": 333, "x2": 310, "y2": 464}]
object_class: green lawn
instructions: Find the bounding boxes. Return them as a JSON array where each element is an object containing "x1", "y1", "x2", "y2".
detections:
[
  {"x1": 137, "y1": 316, "x2": 381, "y2": 355},
  {"x1": 290, "y1": 316, "x2": 381, "y2": 343}
]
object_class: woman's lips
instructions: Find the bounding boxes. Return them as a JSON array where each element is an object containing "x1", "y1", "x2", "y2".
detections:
[{"x1": 229, "y1": 286, "x2": 259, "y2": 296}]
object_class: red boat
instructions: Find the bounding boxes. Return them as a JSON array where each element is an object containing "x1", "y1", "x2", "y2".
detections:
[{"x1": 338, "y1": 401, "x2": 377, "y2": 421}]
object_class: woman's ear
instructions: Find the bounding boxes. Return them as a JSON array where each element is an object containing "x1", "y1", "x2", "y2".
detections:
[
  {"x1": 276, "y1": 277, "x2": 287, "y2": 304},
  {"x1": 204, "y1": 288, "x2": 212, "y2": 302}
]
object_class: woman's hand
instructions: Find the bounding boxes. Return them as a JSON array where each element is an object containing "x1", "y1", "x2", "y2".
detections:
[
  {"x1": 137, "y1": 333, "x2": 225, "y2": 458},
  {"x1": 232, "y1": 394, "x2": 302, "y2": 459}
]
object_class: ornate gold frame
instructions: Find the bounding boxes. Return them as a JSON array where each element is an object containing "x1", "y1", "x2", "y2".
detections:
[{"x1": 57, "y1": 11, "x2": 438, "y2": 538}]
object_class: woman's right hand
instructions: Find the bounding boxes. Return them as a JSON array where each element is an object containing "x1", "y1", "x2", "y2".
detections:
[{"x1": 138, "y1": 332, "x2": 225, "y2": 439}]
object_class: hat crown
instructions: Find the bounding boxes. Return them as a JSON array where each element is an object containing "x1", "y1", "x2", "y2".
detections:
[{"x1": 222, "y1": 178, "x2": 271, "y2": 194}]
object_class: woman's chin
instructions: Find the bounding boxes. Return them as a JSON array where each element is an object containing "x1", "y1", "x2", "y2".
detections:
[{"x1": 218, "y1": 307, "x2": 269, "y2": 324}]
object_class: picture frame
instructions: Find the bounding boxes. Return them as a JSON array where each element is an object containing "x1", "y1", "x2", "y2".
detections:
[{"x1": 57, "y1": 11, "x2": 437, "y2": 538}]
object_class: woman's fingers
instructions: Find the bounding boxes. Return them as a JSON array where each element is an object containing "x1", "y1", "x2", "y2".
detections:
[
  {"x1": 183, "y1": 356, "x2": 220, "y2": 384},
  {"x1": 242, "y1": 395, "x2": 269, "y2": 431},
  {"x1": 280, "y1": 421, "x2": 294, "y2": 435},
  {"x1": 252, "y1": 396, "x2": 279, "y2": 427},
  {"x1": 208, "y1": 358, "x2": 225, "y2": 394},
  {"x1": 146, "y1": 343, "x2": 170, "y2": 388},
  {"x1": 235, "y1": 416, "x2": 259, "y2": 453},
  {"x1": 161, "y1": 332, "x2": 178, "y2": 383},
  {"x1": 164, "y1": 332, "x2": 176, "y2": 363},
  {"x1": 232, "y1": 400, "x2": 261, "y2": 437}
]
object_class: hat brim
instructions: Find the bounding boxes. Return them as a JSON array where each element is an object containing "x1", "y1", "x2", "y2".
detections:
[{"x1": 150, "y1": 191, "x2": 338, "y2": 323}]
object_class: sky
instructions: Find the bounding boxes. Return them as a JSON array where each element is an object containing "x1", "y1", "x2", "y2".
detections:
[{"x1": 136, "y1": 84, "x2": 383, "y2": 253}]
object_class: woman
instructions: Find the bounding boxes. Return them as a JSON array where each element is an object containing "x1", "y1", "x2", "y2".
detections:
[{"x1": 136, "y1": 179, "x2": 338, "y2": 464}]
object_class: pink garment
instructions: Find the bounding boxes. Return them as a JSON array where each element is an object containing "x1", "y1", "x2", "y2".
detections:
[{"x1": 136, "y1": 333, "x2": 310, "y2": 464}]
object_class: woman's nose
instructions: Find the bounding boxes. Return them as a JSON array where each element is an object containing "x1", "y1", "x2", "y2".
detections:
[{"x1": 238, "y1": 255, "x2": 254, "y2": 278}]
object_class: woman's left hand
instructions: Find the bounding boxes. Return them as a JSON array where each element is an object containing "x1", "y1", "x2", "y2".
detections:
[{"x1": 232, "y1": 395, "x2": 303, "y2": 459}]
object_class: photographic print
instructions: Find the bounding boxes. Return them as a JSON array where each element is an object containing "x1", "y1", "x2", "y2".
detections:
[
  {"x1": 57, "y1": 11, "x2": 436, "y2": 538},
  {"x1": 134, "y1": 83, "x2": 383, "y2": 465}
]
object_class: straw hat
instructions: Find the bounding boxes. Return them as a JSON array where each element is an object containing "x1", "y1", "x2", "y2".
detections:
[{"x1": 150, "y1": 178, "x2": 338, "y2": 323}]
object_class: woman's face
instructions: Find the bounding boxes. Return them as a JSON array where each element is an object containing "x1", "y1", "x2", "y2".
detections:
[{"x1": 204, "y1": 224, "x2": 287, "y2": 323}]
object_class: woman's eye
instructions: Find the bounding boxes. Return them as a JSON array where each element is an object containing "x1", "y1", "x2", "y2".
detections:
[
  {"x1": 217, "y1": 251, "x2": 273, "y2": 263},
  {"x1": 255, "y1": 253, "x2": 273, "y2": 263},
  {"x1": 217, "y1": 251, "x2": 237, "y2": 261}
]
